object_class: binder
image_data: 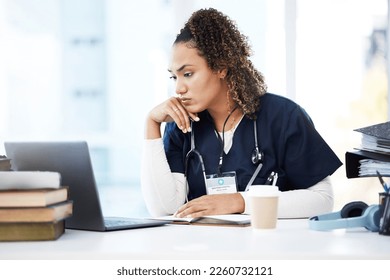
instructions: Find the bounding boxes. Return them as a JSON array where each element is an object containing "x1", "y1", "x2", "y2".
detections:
[
  {"x1": 345, "y1": 150, "x2": 390, "y2": 178},
  {"x1": 346, "y1": 121, "x2": 390, "y2": 178}
]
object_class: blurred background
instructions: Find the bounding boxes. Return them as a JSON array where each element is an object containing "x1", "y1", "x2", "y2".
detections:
[{"x1": 0, "y1": 0, "x2": 388, "y2": 217}]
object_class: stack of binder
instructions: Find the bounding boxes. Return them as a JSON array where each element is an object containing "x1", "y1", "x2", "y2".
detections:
[{"x1": 346, "y1": 121, "x2": 390, "y2": 178}]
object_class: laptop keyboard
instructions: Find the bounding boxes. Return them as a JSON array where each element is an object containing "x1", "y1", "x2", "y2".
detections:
[
  {"x1": 104, "y1": 218, "x2": 140, "y2": 227},
  {"x1": 102, "y1": 216, "x2": 168, "y2": 230}
]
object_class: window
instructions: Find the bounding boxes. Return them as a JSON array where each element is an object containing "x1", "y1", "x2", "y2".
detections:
[
  {"x1": 0, "y1": 0, "x2": 387, "y2": 215},
  {"x1": 295, "y1": 0, "x2": 388, "y2": 207}
]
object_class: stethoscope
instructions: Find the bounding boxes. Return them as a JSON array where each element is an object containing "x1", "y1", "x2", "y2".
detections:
[
  {"x1": 245, "y1": 119, "x2": 265, "y2": 190},
  {"x1": 184, "y1": 120, "x2": 208, "y2": 202},
  {"x1": 184, "y1": 113, "x2": 264, "y2": 198}
]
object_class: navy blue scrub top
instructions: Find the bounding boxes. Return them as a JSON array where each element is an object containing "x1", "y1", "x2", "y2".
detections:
[{"x1": 163, "y1": 93, "x2": 342, "y2": 200}]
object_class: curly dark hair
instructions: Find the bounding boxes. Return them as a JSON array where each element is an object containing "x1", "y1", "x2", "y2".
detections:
[{"x1": 174, "y1": 8, "x2": 267, "y2": 119}]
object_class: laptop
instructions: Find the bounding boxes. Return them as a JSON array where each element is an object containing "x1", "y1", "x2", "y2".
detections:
[{"x1": 4, "y1": 141, "x2": 168, "y2": 231}]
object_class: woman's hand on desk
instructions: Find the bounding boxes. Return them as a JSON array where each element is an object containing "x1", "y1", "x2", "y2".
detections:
[{"x1": 174, "y1": 193, "x2": 245, "y2": 218}]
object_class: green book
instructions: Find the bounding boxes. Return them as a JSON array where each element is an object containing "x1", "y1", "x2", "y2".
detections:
[{"x1": 0, "y1": 220, "x2": 65, "y2": 241}]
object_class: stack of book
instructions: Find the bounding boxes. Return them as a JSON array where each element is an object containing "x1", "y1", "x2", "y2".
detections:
[
  {"x1": 0, "y1": 171, "x2": 73, "y2": 241},
  {"x1": 346, "y1": 121, "x2": 390, "y2": 178}
]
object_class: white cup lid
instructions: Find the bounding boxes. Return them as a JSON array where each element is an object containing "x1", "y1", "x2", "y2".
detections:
[{"x1": 248, "y1": 185, "x2": 280, "y2": 197}]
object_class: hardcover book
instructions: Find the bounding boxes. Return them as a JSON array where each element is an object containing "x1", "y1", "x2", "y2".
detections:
[
  {"x1": 0, "y1": 201, "x2": 73, "y2": 223},
  {"x1": 0, "y1": 171, "x2": 61, "y2": 190},
  {"x1": 0, "y1": 156, "x2": 11, "y2": 171},
  {"x1": 0, "y1": 187, "x2": 69, "y2": 207},
  {"x1": 0, "y1": 220, "x2": 65, "y2": 241}
]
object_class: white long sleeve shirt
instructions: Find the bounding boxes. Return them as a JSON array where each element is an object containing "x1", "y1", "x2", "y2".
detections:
[{"x1": 141, "y1": 138, "x2": 334, "y2": 218}]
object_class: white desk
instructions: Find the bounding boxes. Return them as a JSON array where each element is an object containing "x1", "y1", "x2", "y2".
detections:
[{"x1": 0, "y1": 219, "x2": 389, "y2": 260}]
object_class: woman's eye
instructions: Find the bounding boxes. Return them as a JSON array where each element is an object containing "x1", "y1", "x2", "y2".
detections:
[
  {"x1": 184, "y1": 72, "x2": 192, "y2": 77},
  {"x1": 169, "y1": 76, "x2": 177, "y2": 80}
]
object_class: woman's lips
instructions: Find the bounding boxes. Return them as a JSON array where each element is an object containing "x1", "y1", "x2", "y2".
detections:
[{"x1": 180, "y1": 98, "x2": 191, "y2": 105}]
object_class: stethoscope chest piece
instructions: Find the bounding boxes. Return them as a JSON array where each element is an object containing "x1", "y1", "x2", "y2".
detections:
[
  {"x1": 251, "y1": 146, "x2": 264, "y2": 165},
  {"x1": 251, "y1": 119, "x2": 264, "y2": 165}
]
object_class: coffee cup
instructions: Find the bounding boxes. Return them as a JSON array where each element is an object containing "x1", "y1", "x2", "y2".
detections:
[{"x1": 248, "y1": 185, "x2": 280, "y2": 230}]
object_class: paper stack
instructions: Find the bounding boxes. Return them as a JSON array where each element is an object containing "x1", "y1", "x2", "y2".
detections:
[{"x1": 346, "y1": 121, "x2": 390, "y2": 178}]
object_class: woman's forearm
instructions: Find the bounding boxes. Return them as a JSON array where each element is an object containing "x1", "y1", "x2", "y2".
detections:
[
  {"x1": 145, "y1": 117, "x2": 163, "y2": 139},
  {"x1": 241, "y1": 176, "x2": 334, "y2": 218},
  {"x1": 140, "y1": 138, "x2": 187, "y2": 216}
]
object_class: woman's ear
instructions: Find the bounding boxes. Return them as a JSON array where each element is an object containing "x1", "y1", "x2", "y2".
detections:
[{"x1": 218, "y1": 68, "x2": 228, "y2": 79}]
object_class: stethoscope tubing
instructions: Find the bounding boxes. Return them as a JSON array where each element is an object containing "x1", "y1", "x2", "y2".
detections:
[{"x1": 184, "y1": 116, "x2": 263, "y2": 194}]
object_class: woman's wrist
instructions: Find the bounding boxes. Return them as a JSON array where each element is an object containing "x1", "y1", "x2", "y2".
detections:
[
  {"x1": 145, "y1": 117, "x2": 162, "y2": 139},
  {"x1": 232, "y1": 193, "x2": 245, "y2": 214}
]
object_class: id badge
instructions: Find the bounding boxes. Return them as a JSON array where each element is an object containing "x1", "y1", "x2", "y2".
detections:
[{"x1": 205, "y1": 171, "x2": 237, "y2": 195}]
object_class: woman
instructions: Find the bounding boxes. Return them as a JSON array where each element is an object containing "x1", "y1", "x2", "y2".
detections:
[{"x1": 141, "y1": 8, "x2": 342, "y2": 219}]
